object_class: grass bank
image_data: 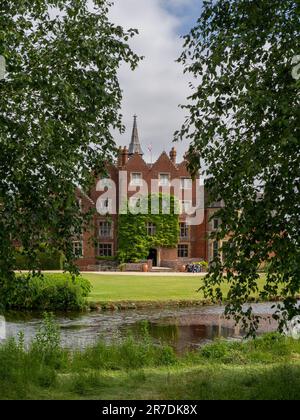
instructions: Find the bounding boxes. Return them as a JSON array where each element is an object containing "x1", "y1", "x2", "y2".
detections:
[
  {"x1": 12, "y1": 272, "x2": 287, "y2": 311},
  {"x1": 84, "y1": 273, "x2": 266, "y2": 309},
  {"x1": 1, "y1": 316, "x2": 300, "y2": 400}
]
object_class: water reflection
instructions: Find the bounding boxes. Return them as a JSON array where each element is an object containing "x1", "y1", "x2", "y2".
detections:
[
  {"x1": 1, "y1": 303, "x2": 277, "y2": 352},
  {"x1": 128, "y1": 319, "x2": 247, "y2": 353}
]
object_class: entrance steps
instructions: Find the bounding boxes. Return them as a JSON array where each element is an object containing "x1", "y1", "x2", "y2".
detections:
[{"x1": 151, "y1": 266, "x2": 173, "y2": 273}]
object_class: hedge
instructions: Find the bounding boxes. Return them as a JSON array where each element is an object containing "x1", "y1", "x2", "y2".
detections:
[{"x1": 0, "y1": 274, "x2": 91, "y2": 311}]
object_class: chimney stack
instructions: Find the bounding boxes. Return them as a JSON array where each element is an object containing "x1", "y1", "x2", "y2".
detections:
[
  {"x1": 169, "y1": 147, "x2": 177, "y2": 164},
  {"x1": 117, "y1": 146, "x2": 123, "y2": 167},
  {"x1": 122, "y1": 146, "x2": 128, "y2": 166}
]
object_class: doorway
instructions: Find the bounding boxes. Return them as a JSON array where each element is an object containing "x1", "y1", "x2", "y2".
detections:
[{"x1": 147, "y1": 248, "x2": 157, "y2": 267}]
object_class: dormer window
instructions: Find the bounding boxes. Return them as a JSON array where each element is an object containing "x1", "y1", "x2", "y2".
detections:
[
  {"x1": 159, "y1": 173, "x2": 170, "y2": 187},
  {"x1": 180, "y1": 178, "x2": 192, "y2": 189},
  {"x1": 130, "y1": 172, "x2": 143, "y2": 186}
]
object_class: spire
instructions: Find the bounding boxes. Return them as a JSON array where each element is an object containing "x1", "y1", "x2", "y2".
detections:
[{"x1": 128, "y1": 115, "x2": 143, "y2": 156}]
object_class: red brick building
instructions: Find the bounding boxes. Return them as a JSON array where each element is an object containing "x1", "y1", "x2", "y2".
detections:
[{"x1": 74, "y1": 116, "x2": 223, "y2": 271}]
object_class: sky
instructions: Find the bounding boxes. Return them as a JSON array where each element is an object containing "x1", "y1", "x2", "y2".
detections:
[{"x1": 109, "y1": 0, "x2": 202, "y2": 162}]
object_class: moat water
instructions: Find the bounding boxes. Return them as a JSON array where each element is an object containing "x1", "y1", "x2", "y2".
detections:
[{"x1": 1, "y1": 303, "x2": 279, "y2": 352}]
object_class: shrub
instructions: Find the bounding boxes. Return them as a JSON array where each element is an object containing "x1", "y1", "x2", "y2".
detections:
[
  {"x1": 0, "y1": 274, "x2": 91, "y2": 311},
  {"x1": 199, "y1": 340, "x2": 231, "y2": 360},
  {"x1": 71, "y1": 336, "x2": 177, "y2": 371},
  {"x1": 33, "y1": 312, "x2": 61, "y2": 354}
]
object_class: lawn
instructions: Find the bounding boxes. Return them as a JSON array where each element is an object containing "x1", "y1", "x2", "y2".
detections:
[
  {"x1": 86, "y1": 274, "x2": 206, "y2": 303},
  {"x1": 83, "y1": 273, "x2": 265, "y2": 304}
]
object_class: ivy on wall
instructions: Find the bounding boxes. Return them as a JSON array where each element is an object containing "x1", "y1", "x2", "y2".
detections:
[{"x1": 117, "y1": 194, "x2": 180, "y2": 263}]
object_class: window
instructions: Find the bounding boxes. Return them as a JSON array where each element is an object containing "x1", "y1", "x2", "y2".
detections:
[
  {"x1": 213, "y1": 241, "x2": 219, "y2": 259},
  {"x1": 130, "y1": 172, "x2": 143, "y2": 186},
  {"x1": 129, "y1": 196, "x2": 141, "y2": 207},
  {"x1": 159, "y1": 173, "x2": 170, "y2": 187},
  {"x1": 97, "y1": 243, "x2": 113, "y2": 257},
  {"x1": 221, "y1": 241, "x2": 228, "y2": 262},
  {"x1": 98, "y1": 198, "x2": 112, "y2": 214},
  {"x1": 72, "y1": 241, "x2": 83, "y2": 258},
  {"x1": 99, "y1": 221, "x2": 112, "y2": 238},
  {"x1": 180, "y1": 200, "x2": 192, "y2": 214},
  {"x1": 213, "y1": 218, "x2": 220, "y2": 230},
  {"x1": 179, "y1": 222, "x2": 189, "y2": 239},
  {"x1": 146, "y1": 222, "x2": 156, "y2": 236},
  {"x1": 180, "y1": 178, "x2": 192, "y2": 189},
  {"x1": 178, "y1": 244, "x2": 189, "y2": 258}
]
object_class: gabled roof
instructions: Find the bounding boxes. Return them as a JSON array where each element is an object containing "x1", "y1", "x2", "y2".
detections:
[
  {"x1": 151, "y1": 151, "x2": 178, "y2": 171},
  {"x1": 176, "y1": 159, "x2": 189, "y2": 171},
  {"x1": 125, "y1": 152, "x2": 149, "y2": 170}
]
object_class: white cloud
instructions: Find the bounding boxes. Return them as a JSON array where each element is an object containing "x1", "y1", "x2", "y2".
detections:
[{"x1": 109, "y1": 0, "x2": 198, "y2": 161}]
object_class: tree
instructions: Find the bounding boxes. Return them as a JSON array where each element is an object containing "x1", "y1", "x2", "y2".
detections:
[
  {"x1": 176, "y1": 0, "x2": 300, "y2": 334},
  {"x1": 0, "y1": 1, "x2": 140, "y2": 282}
]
